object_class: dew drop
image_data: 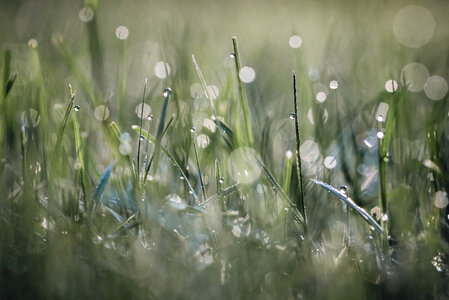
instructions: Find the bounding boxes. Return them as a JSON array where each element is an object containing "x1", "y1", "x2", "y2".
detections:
[
  {"x1": 384, "y1": 153, "x2": 392, "y2": 162},
  {"x1": 289, "y1": 112, "x2": 296, "y2": 119},
  {"x1": 219, "y1": 177, "x2": 225, "y2": 184},
  {"x1": 339, "y1": 185, "x2": 348, "y2": 197},
  {"x1": 180, "y1": 176, "x2": 184, "y2": 180},
  {"x1": 190, "y1": 127, "x2": 196, "y2": 133},
  {"x1": 230, "y1": 53, "x2": 236, "y2": 58},
  {"x1": 377, "y1": 131, "x2": 385, "y2": 139},
  {"x1": 329, "y1": 80, "x2": 339, "y2": 89},
  {"x1": 376, "y1": 114, "x2": 385, "y2": 122},
  {"x1": 163, "y1": 87, "x2": 172, "y2": 98},
  {"x1": 147, "y1": 114, "x2": 153, "y2": 120},
  {"x1": 74, "y1": 105, "x2": 80, "y2": 111},
  {"x1": 139, "y1": 135, "x2": 145, "y2": 141}
]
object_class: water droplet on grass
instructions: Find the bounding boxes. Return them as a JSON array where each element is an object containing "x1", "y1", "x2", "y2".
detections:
[
  {"x1": 377, "y1": 131, "x2": 385, "y2": 139},
  {"x1": 339, "y1": 185, "x2": 348, "y2": 197},
  {"x1": 219, "y1": 177, "x2": 225, "y2": 184},
  {"x1": 74, "y1": 105, "x2": 80, "y2": 111},
  {"x1": 163, "y1": 87, "x2": 172, "y2": 97},
  {"x1": 190, "y1": 127, "x2": 196, "y2": 133},
  {"x1": 289, "y1": 112, "x2": 296, "y2": 119},
  {"x1": 230, "y1": 53, "x2": 235, "y2": 58},
  {"x1": 376, "y1": 114, "x2": 385, "y2": 122},
  {"x1": 329, "y1": 80, "x2": 338, "y2": 89},
  {"x1": 147, "y1": 114, "x2": 153, "y2": 120},
  {"x1": 139, "y1": 135, "x2": 145, "y2": 141}
]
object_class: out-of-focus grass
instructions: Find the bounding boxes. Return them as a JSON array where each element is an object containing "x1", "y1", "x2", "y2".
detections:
[{"x1": 1, "y1": 0, "x2": 449, "y2": 298}]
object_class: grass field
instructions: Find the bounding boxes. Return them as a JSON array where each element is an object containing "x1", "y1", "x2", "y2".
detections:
[{"x1": 1, "y1": 0, "x2": 449, "y2": 298}]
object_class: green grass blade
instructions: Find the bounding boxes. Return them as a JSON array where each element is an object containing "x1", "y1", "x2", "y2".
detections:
[
  {"x1": 198, "y1": 183, "x2": 239, "y2": 208},
  {"x1": 232, "y1": 36, "x2": 254, "y2": 148},
  {"x1": 215, "y1": 159, "x2": 226, "y2": 211},
  {"x1": 55, "y1": 88, "x2": 76, "y2": 151},
  {"x1": 256, "y1": 157, "x2": 305, "y2": 227},
  {"x1": 191, "y1": 128, "x2": 207, "y2": 202},
  {"x1": 292, "y1": 72, "x2": 306, "y2": 225},
  {"x1": 132, "y1": 125, "x2": 199, "y2": 203},
  {"x1": 137, "y1": 79, "x2": 148, "y2": 179},
  {"x1": 151, "y1": 88, "x2": 172, "y2": 175},
  {"x1": 72, "y1": 101, "x2": 88, "y2": 211},
  {"x1": 283, "y1": 150, "x2": 293, "y2": 194},
  {"x1": 311, "y1": 178, "x2": 383, "y2": 234}
]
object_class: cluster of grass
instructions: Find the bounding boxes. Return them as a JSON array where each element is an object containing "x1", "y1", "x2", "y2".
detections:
[{"x1": 1, "y1": 0, "x2": 449, "y2": 299}]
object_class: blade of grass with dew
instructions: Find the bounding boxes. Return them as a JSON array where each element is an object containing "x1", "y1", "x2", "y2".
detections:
[
  {"x1": 215, "y1": 159, "x2": 226, "y2": 211},
  {"x1": 231, "y1": 36, "x2": 254, "y2": 148},
  {"x1": 55, "y1": 86, "x2": 76, "y2": 151},
  {"x1": 91, "y1": 163, "x2": 114, "y2": 217},
  {"x1": 132, "y1": 125, "x2": 199, "y2": 202},
  {"x1": 143, "y1": 113, "x2": 175, "y2": 186},
  {"x1": 137, "y1": 79, "x2": 148, "y2": 180},
  {"x1": 198, "y1": 183, "x2": 240, "y2": 208},
  {"x1": 292, "y1": 72, "x2": 306, "y2": 224},
  {"x1": 256, "y1": 157, "x2": 305, "y2": 227},
  {"x1": 191, "y1": 128, "x2": 207, "y2": 202},
  {"x1": 151, "y1": 88, "x2": 172, "y2": 176},
  {"x1": 72, "y1": 99, "x2": 88, "y2": 213},
  {"x1": 311, "y1": 178, "x2": 383, "y2": 234},
  {"x1": 283, "y1": 150, "x2": 293, "y2": 194}
]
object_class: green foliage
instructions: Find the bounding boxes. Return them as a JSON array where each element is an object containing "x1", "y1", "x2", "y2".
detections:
[{"x1": 1, "y1": 1, "x2": 449, "y2": 299}]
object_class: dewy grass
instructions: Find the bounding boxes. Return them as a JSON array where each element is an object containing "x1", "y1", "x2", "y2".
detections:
[
  {"x1": 136, "y1": 78, "x2": 148, "y2": 180},
  {"x1": 232, "y1": 36, "x2": 254, "y2": 148},
  {"x1": 292, "y1": 72, "x2": 306, "y2": 225},
  {"x1": 2, "y1": 2, "x2": 449, "y2": 298}
]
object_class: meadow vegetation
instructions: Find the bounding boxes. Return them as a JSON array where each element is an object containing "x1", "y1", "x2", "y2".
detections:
[{"x1": 1, "y1": 0, "x2": 449, "y2": 298}]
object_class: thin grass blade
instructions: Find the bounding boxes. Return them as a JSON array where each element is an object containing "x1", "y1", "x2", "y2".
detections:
[{"x1": 311, "y1": 178, "x2": 383, "y2": 234}]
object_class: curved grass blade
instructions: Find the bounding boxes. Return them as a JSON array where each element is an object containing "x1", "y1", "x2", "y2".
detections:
[
  {"x1": 256, "y1": 157, "x2": 305, "y2": 227},
  {"x1": 311, "y1": 178, "x2": 383, "y2": 234},
  {"x1": 132, "y1": 125, "x2": 199, "y2": 202}
]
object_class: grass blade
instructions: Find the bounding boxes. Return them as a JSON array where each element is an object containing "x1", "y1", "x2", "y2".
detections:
[
  {"x1": 198, "y1": 183, "x2": 240, "y2": 208},
  {"x1": 91, "y1": 163, "x2": 114, "y2": 217},
  {"x1": 132, "y1": 125, "x2": 199, "y2": 203},
  {"x1": 292, "y1": 72, "x2": 306, "y2": 224},
  {"x1": 232, "y1": 36, "x2": 254, "y2": 148},
  {"x1": 55, "y1": 87, "x2": 76, "y2": 151},
  {"x1": 283, "y1": 150, "x2": 293, "y2": 194},
  {"x1": 215, "y1": 160, "x2": 226, "y2": 211},
  {"x1": 137, "y1": 79, "x2": 148, "y2": 179},
  {"x1": 256, "y1": 157, "x2": 305, "y2": 227},
  {"x1": 311, "y1": 178, "x2": 383, "y2": 234},
  {"x1": 191, "y1": 128, "x2": 207, "y2": 202},
  {"x1": 151, "y1": 88, "x2": 172, "y2": 175}
]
